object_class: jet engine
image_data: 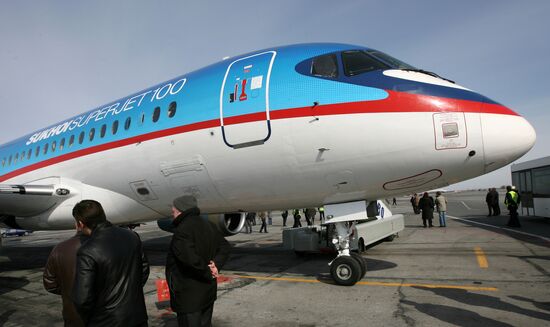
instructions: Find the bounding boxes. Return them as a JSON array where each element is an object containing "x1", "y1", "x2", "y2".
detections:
[{"x1": 157, "y1": 212, "x2": 246, "y2": 236}]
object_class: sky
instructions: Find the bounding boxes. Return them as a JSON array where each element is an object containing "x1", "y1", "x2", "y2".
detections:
[{"x1": 0, "y1": 0, "x2": 549, "y2": 190}]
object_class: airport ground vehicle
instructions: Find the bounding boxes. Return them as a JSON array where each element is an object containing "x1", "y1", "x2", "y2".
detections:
[{"x1": 511, "y1": 156, "x2": 550, "y2": 218}]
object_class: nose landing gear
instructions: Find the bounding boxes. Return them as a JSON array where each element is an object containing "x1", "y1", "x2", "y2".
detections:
[{"x1": 328, "y1": 221, "x2": 366, "y2": 286}]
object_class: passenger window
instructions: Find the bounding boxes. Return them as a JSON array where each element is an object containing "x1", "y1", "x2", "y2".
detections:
[
  {"x1": 69, "y1": 135, "x2": 75, "y2": 147},
  {"x1": 1, "y1": 158, "x2": 5, "y2": 167},
  {"x1": 342, "y1": 50, "x2": 390, "y2": 76},
  {"x1": 8, "y1": 155, "x2": 12, "y2": 165},
  {"x1": 44, "y1": 143, "x2": 49, "y2": 155},
  {"x1": 35, "y1": 146, "x2": 40, "y2": 157},
  {"x1": 79, "y1": 131, "x2": 85, "y2": 144},
  {"x1": 14, "y1": 153, "x2": 18, "y2": 163},
  {"x1": 27, "y1": 149, "x2": 32, "y2": 160},
  {"x1": 140, "y1": 112, "x2": 145, "y2": 125},
  {"x1": 89, "y1": 128, "x2": 95, "y2": 141},
  {"x1": 59, "y1": 138, "x2": 65, "y2": 151},
  {"x1": 112, "y1": 120, "x2": 119, "y2": 135},
  {"x1": 152, "y1": 107, "x2": 161, "y2": 123},
  {"x1": 125, "y1": 117, "x2": 132, "y2": 130},
  {"x1": 20, "y1": 151, "x2": 25, "y2": 162},
  {"x1": 311, "y1": 54, "x2": 338, "y2": 78},
  {"x1": 100, "y1": 124, "x2": 107, "y2": 138},
  {"x1": 442, "y1": 123, "x2": 459, "y2": 138},
  {"x1": 168, "y1": 102, "x2": 177, "y2": 118},
  {"x1": 52, "y1": 141, "x2": 57, "y2": 152}
]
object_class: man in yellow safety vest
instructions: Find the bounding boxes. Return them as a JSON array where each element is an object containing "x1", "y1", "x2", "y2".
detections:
[{"x1": 504, "y1": 186, "x2": 521, "y2": 227}]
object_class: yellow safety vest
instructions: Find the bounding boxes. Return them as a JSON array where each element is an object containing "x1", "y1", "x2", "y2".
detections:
[{"x1": 505, "y1": 191, "x2": 518, "y2": 205}]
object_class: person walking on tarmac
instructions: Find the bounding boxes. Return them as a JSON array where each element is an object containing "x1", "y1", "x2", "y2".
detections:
[
  {"x1": 258, "y1": 211, "x2": 268, "y2": 233},
  {"x1": 244, "y1": 212, "x2": 254, "y2": 233},
  {"x1": 281, "y1": 210, "x2": 289, "y2": 227},
  {"x1": 485, "y1": 188, "x2": 494, "y2": 217},
  {"x1": 318, "y1": 206, "x2": 325, "y2": 223},
  {"x1": 305, "y1": 208, "x2": 317, "y2": 226},
  {"x1": 505, "y1": 186, "x2": 521, "y2": 227},
  {"x1": 292, "y1": 209, "x2": 302, "y2": 228},
  {"x1": 491, "y1": 188, "x2": 501, "y2": 216}
]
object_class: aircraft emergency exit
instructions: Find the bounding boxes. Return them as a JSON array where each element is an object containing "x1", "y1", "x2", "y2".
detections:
[{"x1": 0, "y1": 43, "x2": 536, "y2": 284}]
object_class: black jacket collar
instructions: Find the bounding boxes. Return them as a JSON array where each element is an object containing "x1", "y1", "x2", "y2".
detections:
[
  {"x1": 91, "y1": 221, "x2": 113, "y2": 236},
  {"x1": 173, "y1": 207, "x2": 201, "y2": 227}
]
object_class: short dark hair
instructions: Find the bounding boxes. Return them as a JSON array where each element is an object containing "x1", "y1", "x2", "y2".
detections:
[{"x1": 72, "y1": 200, "x2": 107, "y2": 230}]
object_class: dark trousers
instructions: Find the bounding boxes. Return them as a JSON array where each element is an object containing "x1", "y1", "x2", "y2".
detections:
[
  {"x1": 492, "y1": 204, "x2": 501, "y2": 216},
  {"x1": 177, "y1": 304, "x2": 214, "y2": 327},
  {"x1": 259, "y1": 219, "x2": 267, "y2": 233},
  {"x1": 282, "y1": 214, "x2": 288, "y2": 226},
  {"x1": 507, "y1": 205, "x2": 521, "y2": 227},
  {"x1": 487, "y1": 203, "x2": 493, "y2": 216},
  {"x1": 293, "y1": 215, "x2": 302, "y2": 228}
]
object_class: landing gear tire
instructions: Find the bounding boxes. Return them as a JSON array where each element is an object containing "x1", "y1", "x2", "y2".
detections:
[
  {"x1": 358, "y1": 238, "x2": 366, "y2": 253},
  {"x1": 330, "y1": 255, "x2": 362, "y2": 286},
  {"x1": 350, "y1": 252, "x2": 367, "y2": 279},
  {"x1": 385, "y1": 234, "x2": 396, "y2": 242}
]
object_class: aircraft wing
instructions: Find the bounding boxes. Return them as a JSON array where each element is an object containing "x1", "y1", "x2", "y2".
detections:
[{"x1": 0, "y1": 184, "x2": 61, "y2": 217}]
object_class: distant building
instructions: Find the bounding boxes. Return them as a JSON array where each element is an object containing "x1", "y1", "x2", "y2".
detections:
[{"x1": 511, "y1": 156, "x2": 550, "y2": 218}]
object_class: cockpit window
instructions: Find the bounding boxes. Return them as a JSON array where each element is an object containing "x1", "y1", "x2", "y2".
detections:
[
  {"x1": 311, "y1": 54, "x2": 338, "y2": 78},
  {"x1": 366, "y1": 50, "x2": 416, "y2": 70},
  {"x1": 342, "y1": 51, "x2": 390, "y2": 76}
]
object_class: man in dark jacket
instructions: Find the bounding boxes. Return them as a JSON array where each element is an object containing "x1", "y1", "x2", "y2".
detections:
[
  {"x1": 485, "y1": 189, "x2": 494, "y2": 216},
  {"x1": 166, "y1": 195, "x2": 231, "y2": 327},
  {"x1": 71, "y1": 200, "x2": 150, "y2": 327},
  {"x1": 43, "y1": 231, "x2": 88, "y2": 327},
  {"x1": 418, "y1": 192, "x2": 435, "y2": 228},
  {"x1": 491, "y1": 188, "x2": 501, "y2": 216}
]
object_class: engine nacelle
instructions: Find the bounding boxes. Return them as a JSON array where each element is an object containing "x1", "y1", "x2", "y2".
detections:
[
  {"x1": 157, "y1": 212, "x2": 246, "y2": 236},
  {"x1": 208, "y1": 213, "x2": 246, "y2": 236}
]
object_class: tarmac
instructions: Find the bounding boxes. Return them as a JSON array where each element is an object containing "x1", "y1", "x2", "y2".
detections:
[{"x1": 1, "y1": 190, "x2": 549, "y2": 326}]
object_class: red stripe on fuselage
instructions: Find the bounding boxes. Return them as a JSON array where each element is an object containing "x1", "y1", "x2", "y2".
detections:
[{"x1": 0, "y1": 91, "x2": 518, "y2": 182}]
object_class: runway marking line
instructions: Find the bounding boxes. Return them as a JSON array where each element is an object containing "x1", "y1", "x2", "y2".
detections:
[
  {"x1": 461, "y1": 201, "x2": 473, "y2": 210},
  {"x1": 474, "y1": 246, "x2": 489, "y2": 268},
  {"x1": 226, "y1": 274, "x2": 498, "y2": 291}
]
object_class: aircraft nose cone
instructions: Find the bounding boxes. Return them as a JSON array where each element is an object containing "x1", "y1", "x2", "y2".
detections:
[{"x1": 481, "y1": 110, "x2": 536, "y2": 173}]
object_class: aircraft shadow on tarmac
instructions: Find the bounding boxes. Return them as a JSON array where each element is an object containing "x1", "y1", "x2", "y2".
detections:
[
  {"x1": 411, "y1": 286, "x2": 550, "y2": 322},
  {"x1": 0, "y1": 246, "x2": 53, "y2": 272},
  {"x1": 0, "y1": 309, "x2": 16, "y2": 327},
  {"x1": 142, "y1": 236, "x2": 398, "y2": 278},
  {"x1": 400, "y1": 299, "x2": 516, "y2": 327},
  {"x1": 0, "y1": 276, "x2": 30, "y2": 296}
]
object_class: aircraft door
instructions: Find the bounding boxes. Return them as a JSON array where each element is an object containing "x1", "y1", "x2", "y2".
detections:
[{"x1": 220, "y1": 51, "x2": 276, "y2": 149}]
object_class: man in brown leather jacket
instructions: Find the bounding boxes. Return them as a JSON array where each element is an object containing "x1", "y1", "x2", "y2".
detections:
[{"x1": 43, "y1": 230, "x2": 88, "y2": 327}]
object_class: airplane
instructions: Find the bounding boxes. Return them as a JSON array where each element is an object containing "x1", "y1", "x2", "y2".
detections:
[{"x1": 0, "y1": 43, "x2": 536, "y2": 285}]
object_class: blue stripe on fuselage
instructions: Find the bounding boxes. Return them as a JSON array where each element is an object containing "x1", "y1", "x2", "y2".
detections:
[{"x1": 339, "y1": 70, "x2": 499, "y2": 105}]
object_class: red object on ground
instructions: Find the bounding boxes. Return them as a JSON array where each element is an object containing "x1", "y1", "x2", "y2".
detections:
[
  {"x1": 217, "y1": 275, "x2": 234, "y2": 284},
  {"x1": 156, "y1": 279, "x2": 171, "y2": 302}
]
